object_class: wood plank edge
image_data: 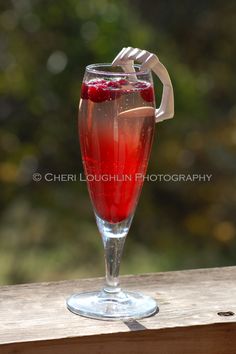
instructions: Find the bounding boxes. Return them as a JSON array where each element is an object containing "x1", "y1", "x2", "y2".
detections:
[{"x1": 1, "y1": 322, "x2": 236, "y2": 353}]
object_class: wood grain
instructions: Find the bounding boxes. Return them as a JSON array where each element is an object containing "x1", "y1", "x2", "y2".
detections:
[{"x1": 0, "y1": 266, "x2": 236, "y2": 353}]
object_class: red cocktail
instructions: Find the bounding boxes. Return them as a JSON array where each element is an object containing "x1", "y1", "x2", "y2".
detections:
[
  {"x1": 67, "y1": 63, "x2": 158, "y2": 320},
  {"x1": 79, "y1": 77, "x2": 155, "y2": 223}
]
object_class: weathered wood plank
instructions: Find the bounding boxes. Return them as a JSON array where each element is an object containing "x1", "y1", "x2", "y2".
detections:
[
  {"x1": 1, "y1": 323, "x2": 236, "y2": 354},
  {"x1": 0, "y1": 266, "x2": 236, "y2": 353}
]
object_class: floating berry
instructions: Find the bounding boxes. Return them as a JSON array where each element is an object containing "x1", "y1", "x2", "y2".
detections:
[
  {"x1": 81, "y1": 83, "x2": 89, "y2": 99},
  {"x1": 140, "y1": 86, "x2": 154, "y2": 102},
  {"x1": 88, "y1": 84, "x2": 110, "y2": 103},
  {"x1": 134, "y1": 82, "x2": 148, "y2": 89},
  {"x1": 118, "y1": 79, "x2": 128, "y2": 86},
  {"x1": 107, "y1": 81, "x2": 121, "y2": 89},
  {"x1": 85, "y1": 79, "x2": 153, "y2": 103}
]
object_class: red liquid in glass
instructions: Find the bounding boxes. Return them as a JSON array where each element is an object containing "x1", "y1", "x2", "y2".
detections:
[{"x1": 79, "y1": 80, "x2": 155, "y2": 223}]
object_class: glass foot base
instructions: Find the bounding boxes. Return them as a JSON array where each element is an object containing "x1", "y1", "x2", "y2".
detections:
[{"x1": 66, "y1": 289, "x2": 158, "y2": 320}]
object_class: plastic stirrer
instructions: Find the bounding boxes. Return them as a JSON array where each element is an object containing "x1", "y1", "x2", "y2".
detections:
[
  {"x1": 117, "y1": 106, "x2": 155, "y2": 120},
  {"x1": 112, "y1": 47, "x2": 174, "y2": 123}
]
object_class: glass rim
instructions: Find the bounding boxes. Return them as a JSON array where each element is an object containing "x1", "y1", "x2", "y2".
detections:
[{"x1": 86, "y1": 63, "x2": 150, "y2": 76}]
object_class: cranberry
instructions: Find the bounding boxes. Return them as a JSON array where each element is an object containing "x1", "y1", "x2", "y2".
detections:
[
  {"x1": 81, "y1": 83, "x2": 89, "y2": 99},
  {"x1": 134, "y1": 82, "x2": 148, "y2": 89},
  {"x1": 88, "y1": 84, "x2": 110, "y2": 103},
  {"x1": 107, "y1": 81, "x2": 121, "y2": 89},
  {"x1": 118, "y1": 79, "x2": 128, "y2": 86},
  {"x1": 140, "y1": 86, "x2": 154, "y2": 102}
]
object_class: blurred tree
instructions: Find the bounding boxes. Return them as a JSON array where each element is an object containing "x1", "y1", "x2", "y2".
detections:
[{"x1": 0, "y1": 0, "x2": 235, "y2": 284}]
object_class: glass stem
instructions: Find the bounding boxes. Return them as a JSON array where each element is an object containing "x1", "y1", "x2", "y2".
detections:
[{"x1": 102, "y1": 235, "x2": 126, "y2": 294}]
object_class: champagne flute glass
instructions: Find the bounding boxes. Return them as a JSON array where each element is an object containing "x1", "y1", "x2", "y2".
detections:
[{"x1": 66, "y1": 63, "x2": 158, "y2": 320}]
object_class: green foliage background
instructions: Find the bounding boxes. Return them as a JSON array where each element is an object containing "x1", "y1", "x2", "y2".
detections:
[{"x1": 0, "y1": 0, "x2": 236, "y2": 284}]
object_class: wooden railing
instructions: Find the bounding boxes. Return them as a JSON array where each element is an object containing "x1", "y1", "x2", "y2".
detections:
[{"x1": 0, "y1": 266, "x2": 236, "y2": 353}]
